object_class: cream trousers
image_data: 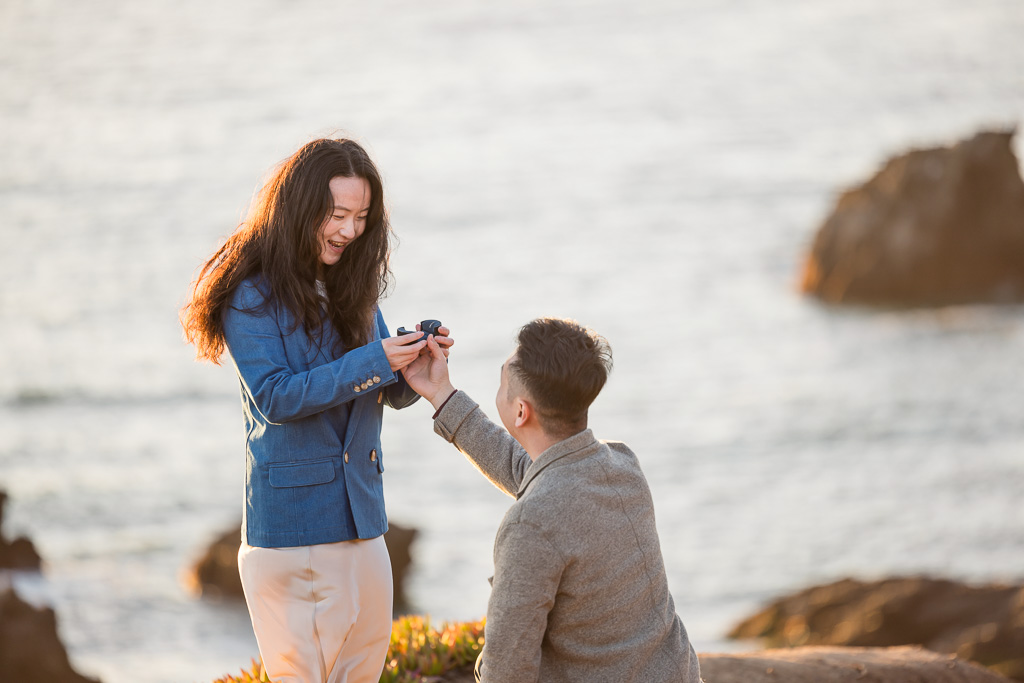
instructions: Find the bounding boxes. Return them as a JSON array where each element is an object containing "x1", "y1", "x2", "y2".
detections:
[{"x1": 238, "y1": 536, "x2": 393, "y2": 683}]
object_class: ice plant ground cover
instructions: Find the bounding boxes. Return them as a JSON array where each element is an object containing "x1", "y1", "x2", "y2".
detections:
[{"x1": 212, "y1": 616, "x2": 486, "y2": 683}]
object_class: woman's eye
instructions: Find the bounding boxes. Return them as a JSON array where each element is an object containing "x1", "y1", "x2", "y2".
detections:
[{"x1": 358, "y1": 215, "x2": 368, "y2": 221}]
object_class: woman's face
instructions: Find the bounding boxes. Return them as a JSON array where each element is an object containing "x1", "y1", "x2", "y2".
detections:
[{"x1": 318, "y1": 175, "x2": 371, "y2": 268}]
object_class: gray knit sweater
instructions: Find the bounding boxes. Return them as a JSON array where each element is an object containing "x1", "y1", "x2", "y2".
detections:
[{"x1": 433, "y1": 391, "x2": 702, "y2": 683}]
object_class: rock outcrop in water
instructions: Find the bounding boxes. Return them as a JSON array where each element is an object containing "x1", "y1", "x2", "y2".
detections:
[
  {"x1": 186, "y1": 520, "x2": 419, "y2": 611},
  {"x1": 728, "y1": 577, "x2": 1024, "y2": 681},
  {"x1": 185, "y1": 525, "x2": 246, "y2": 601},
  {"x1": 800, "y1": 129, "x2": 1024, "y2": 307},
  {"x1": 0, "y1": 492, "x2": 96, "y2": 681},
  {"x1": 0, "y1": 490, "x2": 41, "y2": 570},
  {"x1": 0, "y1": 580, "x2": 100, "y2": 683}
]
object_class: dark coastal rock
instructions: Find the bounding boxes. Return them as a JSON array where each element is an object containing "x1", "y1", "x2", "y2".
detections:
[
  {"x1": 0, "y1": 582, "x2": 100, "y2": 683},
  {"x1": 800, "y1": 129, "x2": 1024, "y2": 307},
  {"x1": 186, "y1": 525, "x2": 246, "y2": 600},
  {"x1": 729, "y1": 577, "x2": 1024, "y2": 680},
  {"x1": 383, "y1": 522, "x2": 418, "y2": 612},
  {"x1": 698, "y1": 646, "x2": 1013, "y2": 683},
  {"x1": 186, "y1": 520, "x2": 419, "y2": 610},
  {"x1": 0, "y1": 490, "x2": 42, "y2": 570}
]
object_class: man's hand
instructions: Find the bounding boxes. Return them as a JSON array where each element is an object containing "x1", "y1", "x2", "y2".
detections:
[
  {"x1": 402, "y1": 334, "x2": 456, "y2": 409},
  {"x1": 429, "y1": 324, "x2": 454, "y2": 357}
]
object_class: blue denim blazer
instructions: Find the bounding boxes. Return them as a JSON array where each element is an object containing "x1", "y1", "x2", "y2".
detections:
[{"x1": 223, "y1": 275, "x2": 419, "y2": 548}]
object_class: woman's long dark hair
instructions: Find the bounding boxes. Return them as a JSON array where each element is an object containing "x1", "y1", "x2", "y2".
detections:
[{"x1": 181, "y1": 138, "x2": 393, "y2": 364}]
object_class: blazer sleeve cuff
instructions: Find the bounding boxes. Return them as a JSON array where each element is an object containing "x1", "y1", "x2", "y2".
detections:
[{"x1": 337, "y1": 340, "x2": 397, "y2": 397}]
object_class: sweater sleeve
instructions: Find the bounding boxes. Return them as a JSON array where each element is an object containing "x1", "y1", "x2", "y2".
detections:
[
  {"x1": 479, "y1": 520, "x2": 564, "y2": 683},
  {"x1": 432, "y1": 391, "x2": 532, "y2": 498},
  {"x1": 223, "y1": 280, "x2": 398, "y2": 424}
]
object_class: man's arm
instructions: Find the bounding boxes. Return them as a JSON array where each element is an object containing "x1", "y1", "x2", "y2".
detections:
[
  {"x1": 404, "y1": 335, "x2": 531, "y2": 497},
  {"x1": 434, "y1": 391, "x2": 531, "y2": 497},
  {"x1": 479, "y1": 520, "x2": 564, "y2": 683}
]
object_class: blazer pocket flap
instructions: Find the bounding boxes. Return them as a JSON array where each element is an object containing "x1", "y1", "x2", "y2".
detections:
[{"x1": 268, "y1": 459, "x2": 336, "y2": 488}]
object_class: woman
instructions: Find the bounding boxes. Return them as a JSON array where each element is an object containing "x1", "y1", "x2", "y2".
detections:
[{"x1": 181, "y1": 137, "x2": 450, "y2": 683}]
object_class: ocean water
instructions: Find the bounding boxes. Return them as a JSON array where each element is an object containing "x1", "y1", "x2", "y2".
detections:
[{"x1": 2, "y1": 0, "x2": 1023, "y2": 681}]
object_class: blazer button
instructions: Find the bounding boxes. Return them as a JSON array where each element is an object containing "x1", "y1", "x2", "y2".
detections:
[
  {"x1": 370, "y1": 449, "x2": 377, "y2": 462},
  {"x1": 363, "y1": 382, "x2": 371, "y2": 390},
  {"x1": 344, "y1": 452, "x2": 349, "y2": 463},
  {"x1": 373, "y1": 376, "x2": 381, "y2": 384},
  {"x1": 353, "y1": 385, "x2": 361, "y2": 393}
]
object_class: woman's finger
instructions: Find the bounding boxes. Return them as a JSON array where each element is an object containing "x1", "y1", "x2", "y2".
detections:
[
  {"x1": 390, "y1": 334, "x2": 424, "y2": 347},
  {"x1": 398, "y1": 340, "x2": 427, "y2": 357},
  {"x1": 384, "y1": 336, "x2": 427, "y2": 370},
  {"x1": 384, "y1": 336, "x2": 425, "y2": 355}
]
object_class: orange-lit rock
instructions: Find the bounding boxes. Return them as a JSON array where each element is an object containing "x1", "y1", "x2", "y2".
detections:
[
  {"x1": 729, "y1": 577, "x2": 1024, "y2": 680},
  {"x1": 422, "y1": 646, "x2": 1013, "y2": 683},
  {"x1": 801, "y1": 130, "x2": 1024, "y2": 306},
  {"x1": 699, "y1": 646, "x2": 1013, "y2": 683}
]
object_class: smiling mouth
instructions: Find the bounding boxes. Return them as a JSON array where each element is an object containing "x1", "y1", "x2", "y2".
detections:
[{"x1": 328, "y1": 240, "x2": 347, "y2": 249}]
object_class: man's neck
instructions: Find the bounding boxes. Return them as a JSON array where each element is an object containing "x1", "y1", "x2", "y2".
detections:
[{"x1": 520, "y1": 428, "x2": 576, "y2": 462}]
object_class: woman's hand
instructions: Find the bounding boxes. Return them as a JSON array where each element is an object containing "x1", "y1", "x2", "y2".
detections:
[{"x1": 381, "y1": 335, "x2": 427, "y2": 371}]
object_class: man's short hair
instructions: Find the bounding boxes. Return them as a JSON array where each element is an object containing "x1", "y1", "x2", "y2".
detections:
[{"x1": 508, "y1": 317, "x2": 613, "y2": 439}]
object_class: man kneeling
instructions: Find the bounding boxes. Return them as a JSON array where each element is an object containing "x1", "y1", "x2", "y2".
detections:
[{"x1": 403, "y1": 317, "x2": 702, "y2": 683}]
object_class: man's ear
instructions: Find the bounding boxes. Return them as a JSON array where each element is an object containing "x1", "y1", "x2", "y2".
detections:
[{"x1": 515, "y1": 398, "x2": 532, "y2": 429}]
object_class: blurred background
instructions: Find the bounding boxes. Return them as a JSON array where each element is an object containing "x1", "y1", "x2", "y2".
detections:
[{"x1": 1, "y1": 0, "x2": 1023, "y2": 681}]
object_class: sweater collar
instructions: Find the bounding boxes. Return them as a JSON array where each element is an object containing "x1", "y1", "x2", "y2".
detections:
[{"x1": 516, "y1": 428, "x2": 599, "y2": 499}]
